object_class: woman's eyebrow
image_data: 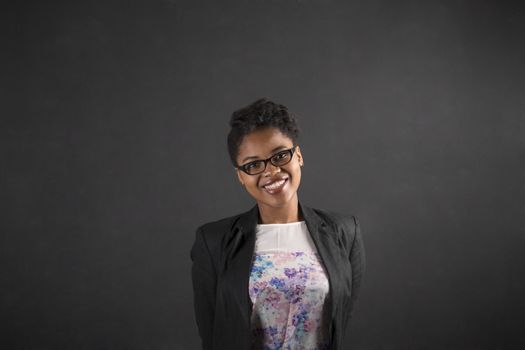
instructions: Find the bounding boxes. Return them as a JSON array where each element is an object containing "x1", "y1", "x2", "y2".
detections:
[{"x1": 241, "y1": 146, "x2": 289, "y2": 163}]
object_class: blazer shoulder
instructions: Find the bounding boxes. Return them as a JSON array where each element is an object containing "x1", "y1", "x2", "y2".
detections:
[
  {"x1": 311, "y1": 207, "x2": 357, "y2": 229},
  {"x1": 309, "y1": 207, "x2": 359, "y2": 250},
  {"x1": 194, "y1": 211, "x2": 244, "y2": 250}
]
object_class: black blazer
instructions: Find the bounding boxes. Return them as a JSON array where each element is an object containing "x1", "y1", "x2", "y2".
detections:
[{"x1": 190, "y1": 201, "x2": 365, "y2": 350}]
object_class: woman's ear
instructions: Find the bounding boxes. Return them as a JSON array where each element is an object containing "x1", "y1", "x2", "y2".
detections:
[
  {"x1": 236, "y1": 169, "x2": 245, "y2": 185},
  {"x1": 296, "y1": 146, "x2": 304, "y2": 166}
]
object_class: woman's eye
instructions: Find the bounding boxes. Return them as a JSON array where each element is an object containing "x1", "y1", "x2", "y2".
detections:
[
  {"x1": 246, "y1": 161, "x2": 262, "y2": 170},
  {"x1": 275, "y1": 152, "x2": 287, "y2": 159}
]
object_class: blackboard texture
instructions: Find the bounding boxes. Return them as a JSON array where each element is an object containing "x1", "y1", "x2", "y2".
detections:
[{"x1": 3, "y1": 0, "x2": 525, "y2": 349}]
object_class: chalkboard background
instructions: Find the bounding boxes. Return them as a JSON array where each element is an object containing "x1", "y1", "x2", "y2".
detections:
[{"x1": 4, "y1": 0, "x2": 525, "y2": 349}]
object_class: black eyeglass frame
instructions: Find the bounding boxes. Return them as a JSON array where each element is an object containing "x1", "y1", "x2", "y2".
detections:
[{"x1": 235, "y1": 145, "x2": 298, "y2": 175}]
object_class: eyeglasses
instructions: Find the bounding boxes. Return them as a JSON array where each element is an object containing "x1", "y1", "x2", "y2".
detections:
[{"x1": 236, "y1": 146, "x2": 297, "y2": 175}]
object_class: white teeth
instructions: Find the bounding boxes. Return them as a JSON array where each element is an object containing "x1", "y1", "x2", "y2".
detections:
[{"x1": 264, "y1": 179, "x2": 286, "y2": 190}]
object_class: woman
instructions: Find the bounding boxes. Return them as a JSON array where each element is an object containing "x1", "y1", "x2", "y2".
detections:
[{"x1": 190, "y1": 98, "x2": 365, "y2": 350}]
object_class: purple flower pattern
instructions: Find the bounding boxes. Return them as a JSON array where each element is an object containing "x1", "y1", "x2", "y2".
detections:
[{"x1": 249, "y1": 251, "x2": 330, "y2": 350}]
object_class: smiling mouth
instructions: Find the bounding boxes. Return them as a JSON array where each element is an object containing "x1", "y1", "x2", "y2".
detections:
[{"x1": 262, "y1": 178, "x2": 288, "y2": 194}]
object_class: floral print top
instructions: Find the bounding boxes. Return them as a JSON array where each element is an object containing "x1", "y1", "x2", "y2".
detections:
[{"x1": 249, "y1": 221, "x2": 331, "y2": 350}]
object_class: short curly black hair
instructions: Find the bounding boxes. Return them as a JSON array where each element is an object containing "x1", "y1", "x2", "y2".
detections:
[{"x1": 227, "y1": 98, "x2": 301, "y2": 167}]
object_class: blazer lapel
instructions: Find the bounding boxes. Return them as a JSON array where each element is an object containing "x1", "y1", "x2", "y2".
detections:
[
  {"x1": 220, "y1": 204, "x2": 258, "y2": 326},
  {"x1": 299, "y1": 202, "x2": 341, "y2": 323}
]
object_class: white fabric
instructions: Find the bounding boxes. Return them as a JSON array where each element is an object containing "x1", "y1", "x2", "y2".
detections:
[{"x1": 254, "y1": 221, "x2": 318, "y2": 253}]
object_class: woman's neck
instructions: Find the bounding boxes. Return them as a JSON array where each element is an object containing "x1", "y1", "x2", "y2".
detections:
[{"x1": 257, "y1": 197, "x2": 303, "y2": 224}]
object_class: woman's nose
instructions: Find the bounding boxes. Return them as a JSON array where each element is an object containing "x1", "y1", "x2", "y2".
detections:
[{"x1": 264, "y1": 162, "x2": 281, "y2": 176}]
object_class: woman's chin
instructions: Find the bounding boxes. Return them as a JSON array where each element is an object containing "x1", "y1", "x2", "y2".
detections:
[{"x1": 258, "y1": 188, "x2": 298, "y2": 208}]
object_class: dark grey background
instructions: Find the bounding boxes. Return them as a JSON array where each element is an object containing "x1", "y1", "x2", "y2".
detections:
[{"x1": 3, "y1": 0, "x2": 525, "y2": 349}]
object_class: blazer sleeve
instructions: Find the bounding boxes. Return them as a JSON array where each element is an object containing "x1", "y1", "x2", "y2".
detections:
[
  {"x1": 349, "y1": 215, "x2": 366, "y2": 319},
  {"x1": 190, "y1": 226, "x2": 216, "y2": 350}
]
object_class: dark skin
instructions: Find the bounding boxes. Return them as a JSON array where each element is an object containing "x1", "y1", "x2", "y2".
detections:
[{"x1": 235, "y1": 127, "x2": 305, "y2": 224}]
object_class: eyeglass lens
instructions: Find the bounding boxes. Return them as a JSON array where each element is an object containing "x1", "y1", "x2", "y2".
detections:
[{"x1": 245, "y1": 150, "x2": 292, "y2": 175}]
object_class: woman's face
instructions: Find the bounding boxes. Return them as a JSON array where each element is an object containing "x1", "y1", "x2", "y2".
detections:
[{"x1": 235, "y1": 127, "x2": 303, "y2": 209}]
